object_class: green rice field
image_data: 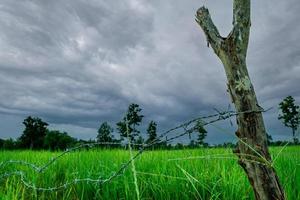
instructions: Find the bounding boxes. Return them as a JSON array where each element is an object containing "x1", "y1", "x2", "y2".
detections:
[{"x1": 0, "y1": 147, "x2": 299, "y2": 200}]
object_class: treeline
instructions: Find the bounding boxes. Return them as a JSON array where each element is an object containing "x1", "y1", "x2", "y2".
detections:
[
  {"x1": 0, "y1": 116, "x2": 77, "y2": 150},
  {"x1": 0, "y1": 103, "x2": 207, "y2": 151},
  {"x1": 1, "y1": 95, "x2": 300, "y2": 150}
]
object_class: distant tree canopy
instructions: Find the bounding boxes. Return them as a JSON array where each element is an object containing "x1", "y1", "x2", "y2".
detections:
[
  {"x1": 278, "y1": 96, "x2": 300, "y2": 143},
  {"x1": 3, "y1": 102, "x2": 300, "y2": 152},
  {"x1": 2, "y1": 138, "x2": 16, "y2": 150},
  {"x1": 0, "y1": 138, "x2": 4, "y2": 149},
  {"x1": 195, "y1": 121, "x2": 207, "y2": 146},
  {"x1": 266, "y1": 133, "x2": 273, "y2": 145},
  {"x1": 135, "y1": 136, "x2": 144, "y2": 146},
  {"x1": 146, "y1": 121, "x2": 158, "y2": 144},
  {"x1": 116, "y1": 103, "x2": 144, "y2": 142},
  {"x1": 44, "y1": 130, "x2": 77, "y2": 150},
  {"x1": 97, "y1": 122, "x2": 114, "y2": 144},
  {"x1": 19, "y1": 116, "x2": 48, "y2": 149}
]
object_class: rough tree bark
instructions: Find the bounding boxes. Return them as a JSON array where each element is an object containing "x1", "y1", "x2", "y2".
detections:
[{"x1": 195, "y1": 1, "x2": 285, "y2": 200}]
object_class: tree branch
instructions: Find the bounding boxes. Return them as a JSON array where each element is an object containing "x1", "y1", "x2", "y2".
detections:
[
  {"x1": 195, "y1": 6, "x2": 223, "y2": 56},
  {"x1": 233, "y1": 0, "x2": 251, "y2": 26},
  {"x1": 231, "y1": 0, "x2": 251, "y2": 53}
]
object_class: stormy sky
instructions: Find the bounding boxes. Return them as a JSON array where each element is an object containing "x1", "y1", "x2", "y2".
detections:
[{"x1": 0, "y1": 0, "x2": 299, "y2": 144}]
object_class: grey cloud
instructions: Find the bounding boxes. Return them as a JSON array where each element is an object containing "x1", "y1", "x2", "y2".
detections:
[{"x1": 0, "y1": 0, "x2": 299, "y2": 142}]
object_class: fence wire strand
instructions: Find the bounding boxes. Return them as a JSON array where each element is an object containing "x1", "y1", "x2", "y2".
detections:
[{"x1": 0, "y1": 108, "x2": 274, "y2": 192}]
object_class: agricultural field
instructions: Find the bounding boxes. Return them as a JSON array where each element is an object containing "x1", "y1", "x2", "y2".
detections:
[{"x1": 0, "y1": 146, "x2": 299, "y2": 200}]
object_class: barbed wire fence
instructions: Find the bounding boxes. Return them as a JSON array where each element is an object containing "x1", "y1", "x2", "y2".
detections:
[{"x1": 0, "y1": 107, "x2": 290, "y2": 195}]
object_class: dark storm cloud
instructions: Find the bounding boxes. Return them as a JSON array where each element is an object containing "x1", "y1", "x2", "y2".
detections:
[{"x1": 0, "y1": 0, "x2": 299, "y2": 142}]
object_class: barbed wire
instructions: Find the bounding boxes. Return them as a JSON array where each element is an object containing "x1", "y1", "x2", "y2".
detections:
[
  {"x1": 0, "y1": 142, "x2": 143, "y2": 174},
  {"x1": 0, "y1": 107, "x2": 272, "y2": 192}
]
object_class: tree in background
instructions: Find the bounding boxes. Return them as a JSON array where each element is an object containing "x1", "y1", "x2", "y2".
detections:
[
  {"x1": 135, "y1": 136, "x2": 144, "y2": 146},
  {"x1": 19, "y1": 116, "x2": 48, "y2": 149},
  {"x1": 195, "y1": 121, "x2": 208, "y2": 147},
  {"x1": 266, "y1": 134, "x2": 273, "y2": 145},
  {"x1": 0, "y1": 138, "x2": 4, "y2": 149},
  {"x1": 116, "y1": 103, "x2": 144, "y2": 143},
  {"x1": 97, "y1": 122, "x2": 114, "y2": 147},
  {"x1": 146, "y1": 121, "x2": 158, "y2": 145},
  {"x1": 44, "y1": 130, "x2": 77, "y2": 150},
  {"x1": 278, "y1": 96, "x2": 300, "y2": 143},
  {"x1": 3, "y1": 138, "x2": 16, "y2": 150},
  {"x1": 188, "y1": 140, "x2": 197, "y2": 148}
]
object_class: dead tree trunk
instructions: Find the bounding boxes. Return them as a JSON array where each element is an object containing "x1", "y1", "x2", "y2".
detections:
[{"x1": 195, "y1": 1, "x2": 285, "y2": 199}]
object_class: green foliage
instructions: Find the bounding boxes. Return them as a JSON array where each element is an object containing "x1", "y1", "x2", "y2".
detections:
[
  {"x1": 266, "y1": 133, "x2": 273, "y2": 145},
  {"x1": 146, "y1": 121, "x2": 158, "y2": 144},
  {"x1": 135, "y1": 136, "x2": 145, "y2": 145},
  {"x1": 2, "y1": 138, "x2": 16, "y2": 150},
  {"x1": 195, "y1": 121, "x2": 208, "y2": 146},
  {"x1": 116, "y1": 103, "x2": 144, "y2": 142},
  {"x1": 97, "y1": 122, "x2": 114, "y2": 144},
  {"x1": 188, "y1": 140, "x2": 197, "y2": 148},
  {"x1": 19, "y1": 116, "x2": 49, "y2": 149},
  {"x1": 215, "y1": 142, "x2": 236, "y2": 148},
  {"x1": 44, "y1": 130, "x2": 77, "y2": 151},
  {"x1": 278, "y1": 96, "x2": 300, "y2": 143},
  {"x1": 175, "y1": 143, "x2": 185, "y2": 149},
  {"x1": 0, "y1": 138, "x2": 4, "y2": 149}
]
